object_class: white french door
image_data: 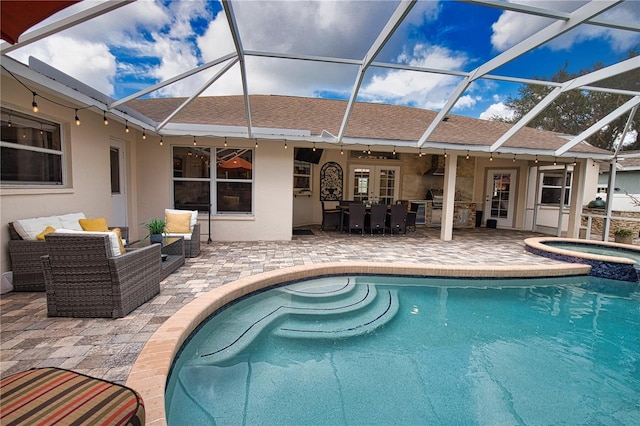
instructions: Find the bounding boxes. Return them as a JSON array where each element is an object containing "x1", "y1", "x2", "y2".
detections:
[
  {"x1": 484, "y1": 169, "x2": 517, "y2": 227},
  {"x1": 348, "y1": 165, "x2": 400, "y2": 205}
]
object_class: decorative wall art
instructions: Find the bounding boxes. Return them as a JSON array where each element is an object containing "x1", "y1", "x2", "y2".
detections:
[{"x1": 320, "y1": 162, "x2": 343, "y2": 201}]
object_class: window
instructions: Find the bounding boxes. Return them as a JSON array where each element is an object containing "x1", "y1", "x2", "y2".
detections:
[
  {"x1": 172, "y1": 147, "x2": 254, "y2": 214},
  {"x1": 1, "y1": 108, "x2": 63, "y2": 185},
  {"x1": 172, "y1": 147, "x2": 211, "y2": 212},
  {"x1": 293, "y1": 160, "x2": 311, "y2": 193},
  {"x1": 540, "y1": 170, "x2": 572, "y2": 206},
  {"x1": 216, "y1": 148, "x2": 253, "y2": 214}
]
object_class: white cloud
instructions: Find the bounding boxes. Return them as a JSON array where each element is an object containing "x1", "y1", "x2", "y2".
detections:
[
  {"x1": 10, "y1": 36, "x2": 116, "y2": 95},
  {"x1": 479, "y1": 102, "x2": 515, "y2": 121},
  {"x1": 359, "y1": 43, "x2": 469, "y2": 109},
  {"x1": 491, "y1": 0, "x2": 640, "y2": 53}
]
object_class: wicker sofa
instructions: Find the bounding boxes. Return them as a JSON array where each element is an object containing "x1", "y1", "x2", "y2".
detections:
[
  {"x1": 41, "y1": 232, "x2": 161, "y2": 318},
  {"x1": 7, "y1": 214, "x2": 127, "y2": 292}
]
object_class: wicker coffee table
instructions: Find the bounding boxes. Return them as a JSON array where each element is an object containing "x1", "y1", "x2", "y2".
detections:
[{"x1": 128, "y1": 236, "x2": 185, "y2": 279}]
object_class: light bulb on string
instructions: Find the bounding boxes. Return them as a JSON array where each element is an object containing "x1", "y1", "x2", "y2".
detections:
[
  {"x1": 443, "y1": 149, "x2": 447, "y2": 159},
  {"x1": 193, "y1": 136, "x2": 197, "y2": 146},
  {"x1": 74, "y1": 109, "x2": 80, "y2": 126},
  {"x1": 489, "y1": 153, "x2": 493, "y2": 162},
  {"x1": 312, "y1": 142, "x2": 316, "y2": 152},
  {"x1": 553, "y1": 157, "x2": 557, "y2": 166},
  {"x1": 31, "y1": 92, "x2": 38, "y2": 113},
  {"x1": 367, "y1": 145, "x2": 371, "y2": 155},
  {"x1": 284, "y1": 139, "x2": 287, "y2": 149},
  {"x1": 466, "y1": 150, "x2": 470, "y2": 160},
  {"x1": 224, "y1": 137, "x2": 227, "y2": 147},
  {"x1": 535, "y1": 155, "x2": 538, "y2": 164},
  {"x1": 340, "y1": 145, "x2": 344, "y2": 155},
  {"x1": 255, "y1": 138, "x2": 259, "y2": 148},
  {"x1": 142, "y1": 130, "x2": 146, "y2": 140},
  {"x1": 392, "y1": 146, "x2": 396, "y2": 156},
  {"x1": 573, "y1": 157, "x2": 577, "y2": 166},
  {"x1": 125, "y1": 120, "x2": 129, "y2": 133},
  {"x1": 103, "y1": 111, "x2": 109, "y2": 126},
  {"x1": 160, "y1": 136, "x2": 164, "y2": 146},
  {"x1": 7, "y1": 113, "x2": 12, "y2": 127},
  {"x1": 513, "y1": 154, "x2": 516, "y2": 162}
]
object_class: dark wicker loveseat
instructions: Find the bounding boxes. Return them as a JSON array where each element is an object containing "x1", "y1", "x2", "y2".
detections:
[
  {"x1": 7, "y1": 223, "x2": 128, "y2": 292},
  {"x1": 41, "y1": 233, "x2": 161, "y2": 318}
]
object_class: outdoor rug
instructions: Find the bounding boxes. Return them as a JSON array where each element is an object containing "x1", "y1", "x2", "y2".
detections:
[{"x1": 292, "y1": 229, "x2": 314, "y2": 236}]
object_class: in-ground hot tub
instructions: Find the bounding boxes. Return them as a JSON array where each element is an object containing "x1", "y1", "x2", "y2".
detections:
[{"x1": 525, "y1": 237, "x2": 640, "y2": 283}]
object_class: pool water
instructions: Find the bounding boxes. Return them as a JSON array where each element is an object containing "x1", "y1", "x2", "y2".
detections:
[
  {"x1": 166, "y1": 275, "x2": 640, "y2": 425},
  {"x1": 545, "y1": 241, "x2": 640, "y2": 264}
]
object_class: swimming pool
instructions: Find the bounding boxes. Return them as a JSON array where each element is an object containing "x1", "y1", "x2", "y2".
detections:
[
  {"x1": 166, "y1": 274, "x2": 640, "y2": 425},
  {"x1": 525, "y1": 237, "x2": 640, "y2": 282}
]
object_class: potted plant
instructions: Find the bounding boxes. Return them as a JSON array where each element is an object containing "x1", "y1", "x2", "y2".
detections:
[
  {"x1": 614, "y1": 229, "x2": 633, "y2": 244},
  {"x1": 142, "y1": 218, "x2": 165, "y2": 243}
]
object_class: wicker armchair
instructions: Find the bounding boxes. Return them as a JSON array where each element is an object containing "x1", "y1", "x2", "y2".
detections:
[
  {"x1": 41, "y1": 233, "x2": 161, "y2": 318},
  {"x1": 7, "y1": 223, "x2": 128, "y2": 292}
]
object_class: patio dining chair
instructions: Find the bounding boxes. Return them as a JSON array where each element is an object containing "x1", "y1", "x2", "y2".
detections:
[
  {"x1": 321, "y1": 201, "x2": 341, "y2": 231},
  {"x1": 369, "y1": 203, "x2": 387, "y2": 235},
  {"x1": 343, "y1": 203, "x2": 366, "y2": 235},
  {"x1": 406, "y1": 202, "x2": 419, "y2": 232},
  {"x1": 387, "y1": 204, "x2": 408, "y2": 235}
]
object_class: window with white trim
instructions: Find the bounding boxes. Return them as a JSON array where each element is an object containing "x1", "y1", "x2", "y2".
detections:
[
  {"x1": 216, "y1": 148, "x2": 253, "y2": 214},
  {"x1": 540, "y1": 170, "x2": 572, "y2": 206},
  {"x1": 172, "y1": 146, "x2": 211, "y2": 212},
  {"x1": 293, "y1": 160, "x2": 311, "y2": 193},
  {"x1": 1, "y1": 108, "x2": 63, "y2": 185}
]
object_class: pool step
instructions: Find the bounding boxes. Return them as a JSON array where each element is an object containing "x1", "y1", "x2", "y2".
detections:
[
  {"x1": 273, "y1": 287, "x2": 398, "y2": 339},
  {"x1": 192, "y1": 277, "x2": 398, "y2": 364}
]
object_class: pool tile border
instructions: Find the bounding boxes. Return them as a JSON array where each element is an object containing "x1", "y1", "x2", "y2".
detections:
[{"x1": 126, "y1": 262, "x2": 590, "y2": 425}]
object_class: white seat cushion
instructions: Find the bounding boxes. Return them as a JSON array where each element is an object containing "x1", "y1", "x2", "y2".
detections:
[
  {"x1": 164, "y1": 233, "x2": 191, "y2": 241},
  {"x1": 57, "y1": 213, "x2": 86, "y2": 231},
  {"x1": 13, "y1": 216, "x2": 64, "y2": 240},
  {"x1": 52, "y1": 229, "x2": 122, "y2": 257}
]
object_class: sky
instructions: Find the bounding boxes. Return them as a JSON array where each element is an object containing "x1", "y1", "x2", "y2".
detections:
[{"x1": 7, "y1": 0, "x2": 640, "y2": 122}]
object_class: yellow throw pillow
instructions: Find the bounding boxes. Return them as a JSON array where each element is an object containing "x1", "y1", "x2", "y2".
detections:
[
  {"x1": 36, "y1": 226, "x2": 56, "y2": 241},
  {"x1": 112, "y1": 227, "x2": 126, "y2": 255},
  {"x1": 79, "y1": 217, "x2": 109, "y2": 232},
  {"x1": 165, "y1": 212, "x2": 191, "y2": 233}
]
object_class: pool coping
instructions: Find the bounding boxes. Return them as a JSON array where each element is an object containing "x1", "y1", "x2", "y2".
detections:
[
  {"x1": 126, "y1": 262, "x2": 591, "y2": 425},
  {"x1": 524, "y1": 237, "x2": 639, "y2": 265}
]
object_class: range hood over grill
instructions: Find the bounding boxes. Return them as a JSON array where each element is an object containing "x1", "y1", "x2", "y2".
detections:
[{"x1": 425, "y1": 155, "x2": 445, "y2": 176}]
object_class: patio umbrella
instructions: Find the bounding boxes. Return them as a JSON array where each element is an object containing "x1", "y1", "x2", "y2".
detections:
[
  {"x1": 1, "y1": 1, "x2": 79, "y2": 45},
  {"x1": 219, "y1": 157, "x2": 252, "y2": 170}
]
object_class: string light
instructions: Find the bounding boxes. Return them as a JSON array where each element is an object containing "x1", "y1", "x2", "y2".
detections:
[
  {"x1": 340, "y1": 144, "x2": 344, "y2": 155},
  {"x1": 513, "y1": 154, "x2": 516, "y2": 162},
  {"x1": 142, "y1": 129, "x2": 146, "y2": 140},
  {"x1": 466, "y1": 150, "x2": 470, "y2": 160},
  {"x1": 193, "y1": 136, "x2": 197, "y2": 146},
  {"x1": 489, "y1": 153, "x2": 493, "y2": 161},
  {"x1": 7, "y1": 112, "x2": 12, "y2": 127},
  {"x1": 392, "y1": 146, "x2": 396, "y2": 156},
  {"x1": 40, "y1": 124, "x2": 44, "y2": 135},
  {"x1": 312, "y1": 142, "x2": 316, "y2": 152},
  {"x1": 103, "y1": 111, "x2": 108, "y2": 126},
  {"x1": 535, "y1": 155, "x2": 538, "y2": 164},
  {"x1": 125, "y1": 120, "x2": 129, "y2": 133},
  {"x1": 255, "y1": 138, "x2": 259, "y2": 148},
  {"x1": 160, "y1": 135, "x2": 164, "y2": 146},
  {"x1": 284, "y1": 139, "x2": 288, "y2": 149},
  {"x1": 367, "y1": 145, "x2": 371, "y2": 155},
  {"x1": 224, "y1": 137, "x2": 227, "y2": 147},
  {"x1": 418, "y1": 149, "x2": 423, "y2": 157},
  {"x1": 443, "y1": 149, "x2": 447, "y2": 159},
  {"x1": 553, "y1": 157, "x2": 557, "y2": 165},
  {"x1": 31, "y1": 92, "x2": 38, "y2": 113},
  {"x1": 573, "y1": 157, "x2": 577, "y2": 166},
  {"x1": 74, "y1": 109, "x2": 80, "y2": 126}
]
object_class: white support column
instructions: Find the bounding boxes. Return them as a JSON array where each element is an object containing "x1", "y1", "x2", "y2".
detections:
[
  {"x1": 440, "y1": 153, "x2": 458, "y2": 241},
  {"x1": 566, "y1": 160, "x2": 586, "y2": 238}
]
